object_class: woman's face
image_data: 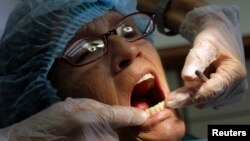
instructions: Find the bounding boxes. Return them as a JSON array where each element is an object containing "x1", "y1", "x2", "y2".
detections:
[{"x1": 49, "y1": 11, "x2": 185, "y2": 141}]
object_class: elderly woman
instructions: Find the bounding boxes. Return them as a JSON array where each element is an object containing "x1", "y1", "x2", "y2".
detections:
[{"x1": 0, "y1": 0, "x2": 247, "y2": 141}]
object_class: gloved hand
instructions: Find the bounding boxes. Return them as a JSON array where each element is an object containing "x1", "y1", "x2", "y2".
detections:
[
  {"x1": 166, "y1": 5, "x2": 248, "y2": 109},
  {"x1": 0, "y1": 98, "x2": 148, "y2": 141}
]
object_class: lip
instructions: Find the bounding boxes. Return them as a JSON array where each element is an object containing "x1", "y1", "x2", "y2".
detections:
[{"x1": 139, "y1": 108, "x2": 175, "y2": 128}]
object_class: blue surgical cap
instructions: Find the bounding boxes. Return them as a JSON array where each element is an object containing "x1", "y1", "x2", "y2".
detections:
[{"x1": 0, "y1": 0, "x2": 138, "y2": 128}]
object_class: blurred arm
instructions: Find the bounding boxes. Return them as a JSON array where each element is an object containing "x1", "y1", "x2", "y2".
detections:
[{"x1": 137, "y1": 0, "x2": 207, "y2": 34}]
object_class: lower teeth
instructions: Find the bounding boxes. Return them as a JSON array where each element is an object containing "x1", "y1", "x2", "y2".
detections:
[{"x1": 145, "y1": 101, "x2": 166, "y2": 116}]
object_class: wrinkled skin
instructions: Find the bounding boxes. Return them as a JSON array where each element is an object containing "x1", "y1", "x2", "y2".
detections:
[{"x1": 49, "y1": 11, "x2": 185, "y2": 141}]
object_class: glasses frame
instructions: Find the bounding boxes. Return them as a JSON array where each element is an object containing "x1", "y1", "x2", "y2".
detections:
[{"x1": 57, "y1": 12, "x2": 155, "y2": 66}]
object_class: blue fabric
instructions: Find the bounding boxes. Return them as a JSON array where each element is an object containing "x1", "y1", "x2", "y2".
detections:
[{"x1": 0, "y1": 0, "x2": 138, "y2": 128}]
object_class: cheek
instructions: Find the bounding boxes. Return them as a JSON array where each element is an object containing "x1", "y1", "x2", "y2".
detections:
[
  {"x1": 143, "y1": 45, "x2": 163, "y2": 68},
  {"x1": 152, "y1": 52, "x2": 163, "y2": 69},
  {"x1": 71, "y1": 65, "x2": 119, "y2": 105},
  {"x1": 143, "y1": 45, "x2": 167, "y2": 73},
  {"x1": 138, "y1": 117, "x2": 185, "y2": 141}
]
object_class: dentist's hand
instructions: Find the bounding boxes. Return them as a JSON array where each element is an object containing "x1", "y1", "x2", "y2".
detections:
[
  {"x1": 0, "y1": 98, "x2": 148, "y2": 141},
  {"x1": 166, "y1": 6, "x2": 248, "y2": 109}
]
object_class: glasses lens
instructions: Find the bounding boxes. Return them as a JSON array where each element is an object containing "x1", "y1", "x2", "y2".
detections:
[
  {"x1": 63, "y1": 37, "x2": 107, "y2": 65},
  {"x1": 116, "y1": 13, "x2": 154, "y2": 41}
]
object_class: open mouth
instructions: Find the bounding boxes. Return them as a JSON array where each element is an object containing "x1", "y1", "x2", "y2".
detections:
[{"x1": 130, "y1": 73, "x2": 165, "y2": 112}]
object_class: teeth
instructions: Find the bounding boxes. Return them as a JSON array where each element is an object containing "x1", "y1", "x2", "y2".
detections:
[
  {"x1": 145, "y1": 101, "x2": 166, "y2": 116},
  {"x1": 137, "y1": 73, "x2": 155, "y2": 84}
]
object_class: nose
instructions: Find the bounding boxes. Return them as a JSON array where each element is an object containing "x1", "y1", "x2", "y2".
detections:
[{"x1": 108, "y1": 35, "x2": 140, "y2": 74}]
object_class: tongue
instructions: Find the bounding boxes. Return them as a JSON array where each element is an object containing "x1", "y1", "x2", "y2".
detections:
[
  {"x1": 130, "y1": 78, "x2": 155, "y2": 110},
  {"x1": 131, "y1": 98, "x2": 151, "y2": 110}
]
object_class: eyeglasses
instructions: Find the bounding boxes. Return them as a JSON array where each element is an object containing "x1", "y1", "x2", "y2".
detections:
[{"x1": 57, "y1": 12, "x2": 155, "y2": 66}]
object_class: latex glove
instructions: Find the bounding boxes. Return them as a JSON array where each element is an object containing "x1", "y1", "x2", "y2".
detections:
[
  {"x1": 166, "y1": 5, "x2": 248, "y2": 109},
  {"x1": 0, "y1": 98, "x2": 148, "y2": 141}
]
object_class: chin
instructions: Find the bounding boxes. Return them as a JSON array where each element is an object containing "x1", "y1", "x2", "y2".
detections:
[
  {"x1": 133, "y1": 113, "x2": 185, "y2": 141},
  {"x1": 117, "y1": 108, "x2": 185, "y2": 141}
]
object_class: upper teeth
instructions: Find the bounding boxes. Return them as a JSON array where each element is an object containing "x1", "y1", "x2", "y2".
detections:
[{"x1": 137, "y1": 73, "x2": 155, "y2": 84}]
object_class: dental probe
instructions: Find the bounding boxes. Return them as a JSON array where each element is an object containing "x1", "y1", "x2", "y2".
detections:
[
  {"x1": 145, "y1": 70, "x2": 209, "y2": 116},
  {"x1": 195, "y1": 70, "x2": 208, "y2": 82}
]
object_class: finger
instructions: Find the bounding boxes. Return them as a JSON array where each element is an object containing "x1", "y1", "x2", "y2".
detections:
[
  {"x1": 64, "y1": 97, "x2": 111, "y2": 112},
  {"x1": 98, "y1": 106, "x2": 149, "y2": 129},
  {"x1": 64, "y1": 99, "x2": 148, "y2": 128},
  {"x1": 167, "y1": 61, "x2": 246, "y2": 108},
  {"x1": 193, "y1": 61, "x2": 246, "y2": 106},
  {"x1": 208, "y1": 78, "x2": 247, "y2": 108},
  {"x1": 182, "y1": 39, "x2": 218, "y2": 80},
  {"x1": 166, "y1": 87, "x2": 195, "y2": 108}
]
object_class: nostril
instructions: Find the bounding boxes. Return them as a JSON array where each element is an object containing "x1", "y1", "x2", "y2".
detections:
[{"x1": 119, "y1": 59, "x2": 131, "y2": 69}]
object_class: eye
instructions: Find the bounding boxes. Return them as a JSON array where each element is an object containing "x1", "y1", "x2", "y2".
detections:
[
  {"x1": 123, "y1": 26, "x2": 133, "y2": 33},
  {"x1": 63, "y1": 38, "x2": 106, "y2": 65},
  {"x1": 84, "y1": 39, "x2": 105, "y2": 52},
  {"x1": 116, "y1": 24, "x2": 140, "y2": 40}
]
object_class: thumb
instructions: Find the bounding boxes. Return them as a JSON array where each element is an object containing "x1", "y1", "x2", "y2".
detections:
[
  {"x1": 165, "y1": 87, "x2": 194, "y2": 108},
  {"x1": 182, "y1": 39, "x2": 218, "y2": 80},
  {"x1": 99, "y1": 106, "x2": 149, "y2": 129}
]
